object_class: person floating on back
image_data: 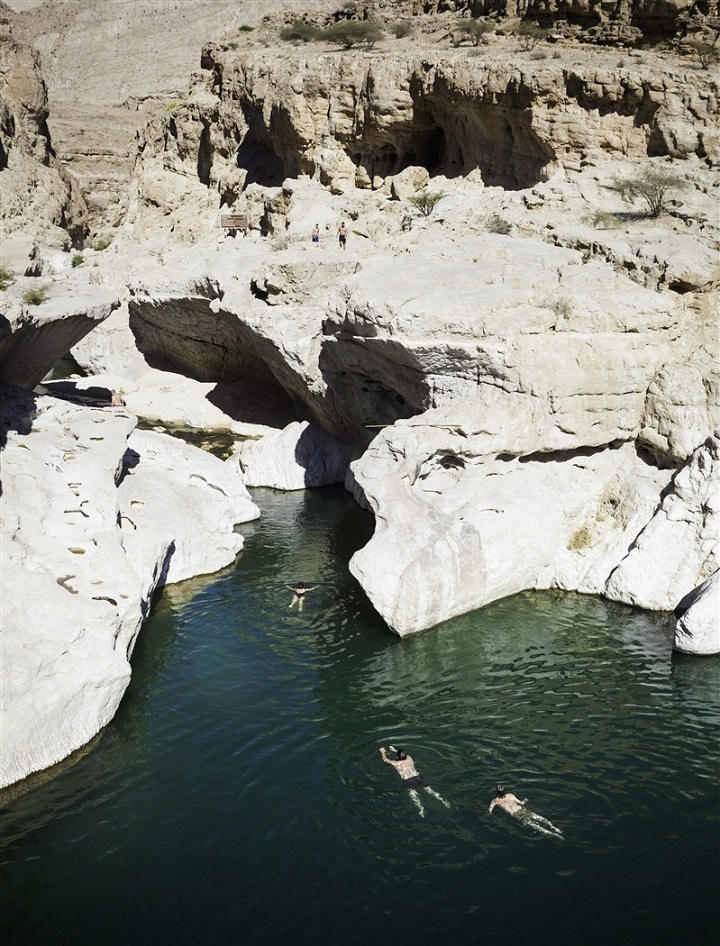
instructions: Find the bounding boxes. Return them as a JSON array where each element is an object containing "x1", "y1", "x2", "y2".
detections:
[
  {"x1": 287, "y1": 581, "x2": 318, "y2": 611},
  {"x1": 489, "y1": 783, "x2": 563, "y2": 838},
  {"x1": 379, "y1": 745, "x2": 451, "y2": 818}
]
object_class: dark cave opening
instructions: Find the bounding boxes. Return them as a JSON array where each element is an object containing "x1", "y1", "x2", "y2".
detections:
[
  {"x1": 236, "y1": 132, "x2": 285, "y2": 188},
  {"x1": 197, "y1": 124, "x2": 211, "y2": 186}
]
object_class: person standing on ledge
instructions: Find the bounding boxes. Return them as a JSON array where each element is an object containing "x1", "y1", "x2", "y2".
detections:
[
  {"x1": 311, "y1": 223, "x2": 320, "y2": 245},
  {"x1": 379, "y1": 745, "x2": 451, "y2": 818},
  {"x1": 489, "y1": 784, "x2": 563, "y2": 838},
  {"x1": 337, "y1": 220, "x2": 348, "y2": 251},
  {"x1": 287, "y1": 581, "x2": 318, "y2": 612}
]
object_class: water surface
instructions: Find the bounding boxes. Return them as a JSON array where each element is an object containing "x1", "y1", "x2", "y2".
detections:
[{"x1": 2, "y1": 487, "x2": 718, "y2": 946}]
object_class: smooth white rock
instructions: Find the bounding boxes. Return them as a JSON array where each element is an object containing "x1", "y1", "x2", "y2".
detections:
[
  {"x1": 673, "y1": 571, "x2": 720, "y2": 656},
  {"x1": 231, "y1": 420, "x2": 352, "y2": 490},
  {"x1": 0, "y1": 392, "x2": 259, "y2": 788}
]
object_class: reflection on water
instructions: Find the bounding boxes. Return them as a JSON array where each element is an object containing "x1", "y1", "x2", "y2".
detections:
[{"x1": 1, "y1": 487, "x2": 718, "y2": 946}]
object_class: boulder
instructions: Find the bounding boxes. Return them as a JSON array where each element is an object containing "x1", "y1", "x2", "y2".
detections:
[
  {"x1": 673, "y1": 571, "x2": 720, "y2": 656},
  {"x1": 232, "y1": 420, "x2": 352, "y2": 490},
  {"x1": 389, "y1": 166, "x2": 430, "y2": 200},
  {"x1": 604, "y1": 432, "x2": 720, "y2": 611}
]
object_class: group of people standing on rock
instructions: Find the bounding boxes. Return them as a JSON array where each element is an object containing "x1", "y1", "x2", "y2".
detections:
[
  {"x1": 311, "y1": 221, "x2": 348, "y2": 250},
  {"x1": 379, "y1": 744, "x2": 563, "y2": 836}
]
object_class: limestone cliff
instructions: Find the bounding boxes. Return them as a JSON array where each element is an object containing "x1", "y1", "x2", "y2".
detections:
[{"x1": 0, "y1": 29, "x2": 87, "y2": 248}]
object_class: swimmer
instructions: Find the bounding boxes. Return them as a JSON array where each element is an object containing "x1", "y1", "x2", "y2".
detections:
[
  {"x1": 287, "y1": 581, "x2": 318, "y2": 611},
  {"x1": 488, "y1": 784, "x2": 563, "y2": 838},
  {"x1": 379, "y1": 745, "x2": 451, "y2": 818}
]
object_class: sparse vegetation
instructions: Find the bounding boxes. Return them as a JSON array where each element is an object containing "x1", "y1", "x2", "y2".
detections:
[
  {"x1": 516, "y1": 22, "x2": 546, "y2": 51},
  {"x1": 486, "y1": 214, "x2": 511, "y2": 234},
  {"x1": 324, "y1": 20, "x2": 383, "y2": 48},
  {"x1": 0, "y1": 267, "x2": 14, "y2": 291},
  {"x1": 235, "y1": 25, "x2": 254, "y2": 34},
  {"x1": 609, "y1": 170, "x2": 688, "y2": 218},
  {"x1": 408, "y1": 190, "x2": 447, "y2": 216},
  {"x1": 71, "y1": 253, "x2": 85, "y2": 268},
  {"x1": 453, "y1": 18, "x2": 492, "y2": 46},
  {"x1": 392, "y1": 21, "x2": 413, "y2": 39},
  {"x1": 685, "y1": 40, "x2": 719, "y2": 69},
  {"x1": 22, "y1": 285, "x2": 49, "y2": 306},
  {"x1": 591, "y1": 209, "x2": 622, "y2": 229},
  {"x1": 164, "y1": 102, "x2": 178, "y2": 112},
  {"x1": 568, "y1": 524, "x2": 592, "y2": 551},
  {"x1": 93, "y1": 238, "x2": 112, "y2": 251},
  {"x1": 551, "y1": 297, "x2": 573, "y2": 318},
  {"x1": 530, "y1": 50, "x2": 548, "y2": 60},
  {"x1": 280, "y1": 20, "x2": 319, "y2": 43}
]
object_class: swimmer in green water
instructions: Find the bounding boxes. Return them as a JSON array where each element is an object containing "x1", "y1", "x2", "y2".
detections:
[
  {"x1": 287, "y1": 581, "x2": 319, "y2": 611},
  {"x1": 379, "y1": 745, "x2": 451, "y2": 818},
  {"x1": 489, "y1": 784, "x2": 563, "y2": 838}
]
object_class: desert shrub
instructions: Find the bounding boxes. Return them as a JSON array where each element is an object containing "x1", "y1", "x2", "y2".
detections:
[
  {"x1": 685, "y1": 40, "x2": 719, "y2": 68},
  {"x1": 324, "y1": 20, "x2": 383, "y2": 48},
  {"x1": 453, "y1": 18, "x2": 491, "y2": 46},
  {"x1": 392, "y1": 21, "x2": 413, "y2": 38},
  {"x1": 486, "y1": 213, "x2": 511, "y2": 234},
  {"x1": 280, "y1": 20, "x2": 319, "y2": 42},
  {"x1": 164, "y1": 101, "x2": 178, "y2": 111},
  {"x1": 551, "y1": 297, "x2": 573, "y2": 318},
  {"x1": 552, "y1": 50, "x2": 562, "y2": 59},
  {"x1": 408, "y1": 190, "x2": 446, "y2": 216},
  {"x1": 568, "y1": 524, "x2": 592, "y2": 551},
  {"x1": 0, "y1": 267, "x2": 14, "y2": 290},
  {"x1": 530, "y1": 50, "x2": 547, "y2": 60},
  {"x1": 517, "y1": 21, "x2": 546, "y2": 51},
  {"x1": 71, "y1": 253, "x2": 85, "y2": 268},
  {"x1": 609, "y1": 170, "x2": 687, "y2": 218},
  {"x1": 93, "y1": 238, "x2": 111, "y2": 251},
  {"x1": 22, "y1": 285, "x2": 48, "y2": 305},
  {"x1": 591, "y1": 209, "x2": 621, "y2": 229},
  {"x1": 235, "y1": 25, "x2": 254, "y2": 33}
]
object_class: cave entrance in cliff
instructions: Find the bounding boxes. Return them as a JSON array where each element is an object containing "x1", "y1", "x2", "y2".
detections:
[
  {"x1": 410, "y1": 96, "x2": 556, "y2": 189},
  {"x1": 235, "y1": 131, "x2": 285, "y2": 189},
  {"x1": 128, "y1": 298, "x2": 309, "y2": 429}
]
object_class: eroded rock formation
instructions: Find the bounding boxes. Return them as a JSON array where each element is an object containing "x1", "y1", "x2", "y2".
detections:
[{"x1": 0, "y1": 385, "x2": 259, "y2": 788}]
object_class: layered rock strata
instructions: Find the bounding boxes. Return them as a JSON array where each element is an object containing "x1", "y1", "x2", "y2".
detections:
[
  {"x1": 133, "y1": 39, "x2": 718, "y2": 224},
  {"x1": 0, "y1": 30, "x2": 87, "y2": 248},
  {"x1": 0, "y1": 386, "x2": 259, "y2": 788}
]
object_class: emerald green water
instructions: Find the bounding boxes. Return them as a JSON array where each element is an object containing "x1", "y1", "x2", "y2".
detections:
[{"x1": 2, "y1": 487, "x2": 719, "y2": 946}]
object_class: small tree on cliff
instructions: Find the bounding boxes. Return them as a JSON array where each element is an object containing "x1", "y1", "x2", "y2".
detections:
[
  {"x1": 280, "y1": 20, "x2": 320, "y2": 43},
  {"x1": 609, "y1": 170, "x2": 688, "y2": 218},
  {"x1": 516, "y1": 22, "x2": 546, "y2": 51},
  {"x1": 408, "y1": 190, "x2": 447, "y2": 217},
  {"x1": 452, "y1": 18, "x2": 492, "y2": 46},
  {"x1": 324, "y1": 21, "x2": 384, "y2": 49},
  {"x1": 685, "y1": 40, "x2": 719, "y2": 69}
]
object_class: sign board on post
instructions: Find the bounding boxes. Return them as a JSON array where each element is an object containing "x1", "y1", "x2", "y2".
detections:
[{"x1": 220, "y1": 214, "x2": 249, "y2": 230}]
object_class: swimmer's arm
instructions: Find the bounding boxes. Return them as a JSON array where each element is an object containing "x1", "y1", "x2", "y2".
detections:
[
  {"x1": 488, "y1": 798, "x2": 498, "y2": 813},
  {"x1": 378, "y1": 748, "x2": 396, "y2": 766}
]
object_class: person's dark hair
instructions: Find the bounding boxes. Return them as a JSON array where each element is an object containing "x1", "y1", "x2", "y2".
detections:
[
  {"x1": 297, "y1": 581, "x2": 305, "y2": 589},
  {"x1": 496, "y1": 783, "x2": 505, "y2": 796},
  {"x1": 397, "y1": 749, "x2": 407, "y2": 761}
]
